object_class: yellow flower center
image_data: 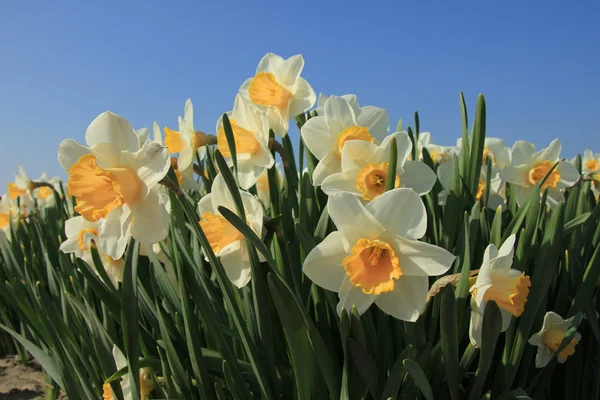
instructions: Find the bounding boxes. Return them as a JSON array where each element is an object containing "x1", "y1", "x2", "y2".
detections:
[
  {"x1": 528, "y1": 160, "x2": 560, "y2": 188},
  {"x1": 35, "y1": 186, "x2": 54, "y2": 200},
  {"x1": 543, "y1": 327, "x2": 579, "y2": 359},
  {"x1": 199, "y1": 212, "x2": 243, "y2": 254},
  {"x1": 343, "y1": 238, "x2": 402, "y2": 295},
  {"x1": 248, "y1": 72, "x2": 291, "y2": 110},
  {"x1": 586, "y1": 159, "x2": 600, "y2": 171},
  {"x1": 335, "y1": 126, "x2": 374, "y2": 157},
  {"x1": 356, "y1": 162, "x2": 400, "y2": 201},
  {"x1": 77, "y1": 228, "x2": 99, "y2": 251},
  {"x1": 0, "y1": 213, "x2": 9, "y2": 229},
  {"x1": 8, "y1": 182, "x2": 27, "y2": 200},
  {"x1": 68, "y1": 154, "x2": 141, "y2": 222},
  {"x1": 217, "y1": 119, "x2": 261, "y2": 157},
  {"x1": 163, "y1": 127, "x2": 185, "y2": 154},
  {"x1": 482, "y1": 147, "x2": 496, "y2": 166},
  {"x1": 476, "y1": 179, "x2": 486, "y2": 200},
  {"x1": 482, "y1": 272, "x2": 531, "y2": 317}
]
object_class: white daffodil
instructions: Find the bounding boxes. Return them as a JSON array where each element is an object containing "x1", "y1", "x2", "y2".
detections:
[
  {"x1": 576, "y1": 149, "x2": 600, "y2": 177},
  {"x1": 303, "y1": 189, "x2": 455, "y2": 321},
  {"x1": 57, "y1": 111, "x2": 171, "y2": 260},
  {"x1": 239, "y1": 53, "x2": 316, "y2": 137},
  {"x1": 163, "y1": 98, "x2": 207, "y2": 173},
  {"x1": 469, "y1": 235, "x2": 531, "y2": 348},
  {"x1": 102, "y1": 345, "x2": 154, "y2": 400},
  {"x1": 321, "y1": 132, "x2": 436, "y2": 202},
  {"x1": 500, "y1": 139, "x2": 580, "y2": 207},
  {"x1": 423, "y1": 143, "x2": 460, "y2": 167},
  {"x1": 301, "y1": 95, "x2": 389, "y2": 185},
  {"x1": 0, "y1": 195, "x2": 20, "y2": 239},
  {"x1": 216, "y1": 94, "x2": 274, "y2": 189},
  {"x1": 314, "y1": 93, "x2": 359, "y2": 116},
  {"x1": 197, "y1": 173, "x2": 263, "y2": 288},
  {"x1": 438, "y1": 165, "x2": 505, "y2": 210},
  {"x1": 528, "y1": 311, "x2": 582, "y2": 368},
  {"x1": 457, "y1": 137, "x2": 512, "y2": 169},
  {"x1": 59, "y1": 216, "x2": 124, "y2": 287},
  {"x1": 31, "y1": 173, "x2": 62, "y2": 209},
  {"x1": 255, "y1": 163, "x2": 284, "y2": 209},
  {"x1": 7, "y1": 164, "x2": 32, "y2": 201}
]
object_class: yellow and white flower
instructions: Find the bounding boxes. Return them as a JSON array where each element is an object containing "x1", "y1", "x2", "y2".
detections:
[
  {"x1": 0, "y1": 195, "x2": 20, "y2": 239},
  {"x1": 163, "y1": 98, "x2": 207, "y2": 173},
  {"x1": 197, "y1": 173, "x2": 264, "y2": 288},
  {"x1": 438, "y1": 165, "x2": 505, "y2": 210},
  {"x1": 576, "y1": 149, "x2": 600, "y2": 179},
  {"x1": 500, "y1": 139, "x2": 580, "y2": 207},
  {"x1": 216, "y1": 94, "x2": 274, "y2": 189},
  {"x1": 7, "y1": 165, "x2": 32, "y2": 201},
  {"x1": 320, "y1": 132, "x2": 436, "y2": 202},
  {"x1": 102, "y1": 345, "x2": 154, "y2": 400},
  {"x1": 239, "y1": 53, "x2": 316, "y2": 137},
  {"x1": 423, "y1": 143, "x2": 460, "y2": 166},
  {"x1": 57, "y1": 111, "x2": 171, "y2": 260},
  {"x1": 255, "y1": 163, "x2": 284, "y2": 209},
  {"x1": 303, "y1": 189, "x2": 455, "y2": 321},
  {"x1": 469, "y1": 235, "x2": 531, "y2": 348},
  {"x1": 31, "y1": 173, "x2": 62, "y2": 208},
  {"x1": 301, "y1": 95, "x2": 390, "y2": 185},
  {"x1": 528, "y1": 311, "x2": 582, "y2": 368},
  {"x1": 457, "y1": 137, "x2": 512, "y2": 169},
  {"x1": 59, "y1": 216, "x2": 124, "y2": 288}
]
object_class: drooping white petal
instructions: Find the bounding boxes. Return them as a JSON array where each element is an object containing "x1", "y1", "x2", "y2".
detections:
[
  {"x1": 336, "y1": 277, "x2": 376, "y2": 316},
  {"x1": 556, "y1": 161, "x2": 580, "y2": 188},
  {"x1": 131, "y1": 188, "x2": 170, "y2": 245},
  {"x1": 98, "y1": 207, "x2": 132, "y2": 261},
  {"x1": 366, "y1": 188, "x2": 426, "y2": 240},
  {"x1": 85, "y1": 112, "x2": 139, "y2": 153},
  {"x1": 220, "y1": 247, "x2": 252, "y2": 288},
  {"x1": 374, "y1": 275, "x2": 428, "y2": 322},
  {"x1": 469, "y1": 300, "x2": 484, "y2": 347},
  {"x1": 303, "y1": 232, "x2": 348, "y2": 292},
  {"x1": 399, "y1": 161, "x2": 436, "y2": 196}
]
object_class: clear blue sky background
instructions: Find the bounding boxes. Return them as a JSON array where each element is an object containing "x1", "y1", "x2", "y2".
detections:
[{"x1": 1, "y1": 1, "x2": 599, "y2": 191}]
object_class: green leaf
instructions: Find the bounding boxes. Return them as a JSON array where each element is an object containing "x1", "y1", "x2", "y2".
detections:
[
  {"x1": 221, "y1": 113, "x2": 238, "y2": 179},
  {"x1": 121, "y1": 239, "x2": 141, "y2": 400},
  {"x1": 563, "y1": 212, "x2": 591, "y2": 238},
  {"x1": 403, "y1": 358, "x2": 434, "y2": 400},
  {"x1": 380, "y1": 345, "x2": 415, "y2": 400},
  {"x1": 441, "y1": 286, "x2": 462, "y2": 400},
  {"x1": 385, "y1": 137, "x2": 398, "y2": 191},
  {"x1": 469, "y1": 301, "x2": 502, "y2": 400}
]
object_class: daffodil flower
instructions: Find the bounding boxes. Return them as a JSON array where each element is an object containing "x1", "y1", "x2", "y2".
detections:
[
  {"x1": 163, "y1": 98, "x2": 207, "y2": 173},
  {"x1": 500, "y1": 139, "x2": 580, "y2": 207},
  {"x1": 216, "y1": 94, "x2": 274, "y2": 189},
  {"x1": 255, "y1": 163, "x2": 284, "y2": 209},
  {"x1": 423, "y1": 144, "x2": 460, "y2": 166},
  {"x1": 239, "y1": 53, "x2": 316, "y2": 137},
  {"x1": 0, "y1": 195, "x2": 19, "y2": 239},
  {"x1": 102, "y1": 345, "x2": 154, "y2": 400},
  {"x1": 469, "y1": 234, "x2": 531, "y2": 348},
  {"x1": 301, "y1": 95, "x2": 390, "y2": 186},
  {"x1": 31, "y1": 173, "x2": 62, "y2": 209},
  {"x1": 457, "y1": 137, "x2": 512, "y2": 169},
  {"x1": 59, "y1": 216, "x2": 124, "y2": 288},
  {"x1": 579, "y1": 149, "x2": 600, "y2": 175},
  {"x1": 320, "y1": 132, "x2": 436, "y2": 202},
  {"x1": 438, "y1": 165, "x2": 505, "y2": 210},
  {"x1": 197, "y1": 173, "x2": 264, "y2": 288},
  {"x1": 303, "y1": 189, "x2": 455, "y2": 321},
  {"x1": 528, "y1": 311, "x2": 582, "y2": 368},
  {"x1": 57, "y1": 111, "x2": 171, "y2": 260},
  {"x1": 7, "y1": 165, "x2": 32, "y2": 201}
]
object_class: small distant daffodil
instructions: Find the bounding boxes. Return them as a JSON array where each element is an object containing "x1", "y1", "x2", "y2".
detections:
[
  {"x1": 102, "y1": 345, "x2": 154, "y2": 400},
  {"x1": 528, "y1": 311, "x2": 582, "y2": 368},
  {"x1": 58, "y1": 111, "x2": 171, "y2": 260},
  {"x1": 457, "y1": 137, "x2": 512, "y2": 169},
  {"x1": 239, "y1": 53, "x2": 316, "y2": 137},
  {"x1": 197, "y1": 173, "x2": 264, "y2": 288},
  {"x1": 303, "y1": 189, "x2": 455, "y2": 321}
]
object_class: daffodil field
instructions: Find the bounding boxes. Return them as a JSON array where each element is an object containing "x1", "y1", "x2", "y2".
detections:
[{"x1": 2, "y1": 53, "x2": 600, "y2": 400}]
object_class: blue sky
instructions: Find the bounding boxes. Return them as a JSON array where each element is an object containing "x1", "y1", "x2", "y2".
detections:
[{"x1": 1, "y1": 1, "x2": 599, "y2": 190}]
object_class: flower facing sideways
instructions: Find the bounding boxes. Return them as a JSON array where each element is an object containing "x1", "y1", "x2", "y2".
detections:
[
  {"x1": 320, "y1": 132, "x2": 436, "y2": 202},
  {"x1": 457, "y1": 137, "x2": 512, "y2": 169},
  {"x1": 528, "y1": 311, "x2": 582, "y2": 368},
  {"x1": 198, "y1": 173, "x2": 264, "y2": 288},
  {"x1": 102, "y1": 345, "x2": 154, "y2": 400},
  {"x1": 500, "y1": 139, "x2": 579, "y2": 207},
  {"x1": 59, "y1": 216, "x2": 124, "y2": 288},
  {"x1": 58, "y1": 111, "x2": 171, "y2": 260},
  {"x1": 239, "y1": 53, "x2": 316, "y2": 137},
  {"x1": 469, "y1": 234, "x2": 531, "y2": 348},
  {"x1": 216, "y1": 94, "x2": 274, "y2": 189},
  {"x1": 303, "y1": 189, "x2": 455, "y2": 321},
  {"x1": 301, "y1": 95, "x2": 389, "y2": 185}
]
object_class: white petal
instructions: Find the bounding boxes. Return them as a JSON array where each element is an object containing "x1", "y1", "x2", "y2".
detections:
[
  {"x1": 153, "y1": 121, "x2": 163, "y2": 145},
  {"x1": 320, "y1": 170, "x2": 361, "y2": 197},
  {"x1": 545, "y1": 187, "x2": 565, "y2": 208},
  {"x1": 85, "y1": 112, "x2": 139, "y2": 152},
  {"x1": 59, "y1": 236, "x2": 82, "y2": 256},
  {"x1": 303, "y1": 232, "x2": 348, "y2": 292},
  {"x1": 178, "y1": 143, "x2": 194, "y2": 172},
  {"x1": 366, "y1": 188, "x2": 426, "y2": 240},
  {"x1": 399, "y1": 161, "x2": 436, "y2": 195},
  {"x1": 112, "y1": 345, "x2": 128, "y2": 370},
  {"x1": 210, "y1": 173, "x2": 237, "y2": 213},
  {"x1": 556, "y1": 161, "x2": 580, "y2": 188},
  {"x1": 278, "y1": 54, "x2": 304, "y2": 88},
  {"x1": 57, "y1": 139, "x2": 91, "y2": 171},
  {"x1": 325, "y1": 96, "x2": 357, "y2": 135},
  {"x1": 98, "y1": 207, "x2": 131, "y2": 260},
  {"x1": 500, "y1": 309, "x2": 513, "y2": 332},
  {"x1": 535, "y1": 347, "x2": 554, "y2": 368},
  {"x1": 340, "y1": 140, "x2": 379, "y2": 172},
  {"x1": 131, "y1": 189, "x2": 170, "y2": 245},
  {"x1": 533, "y1": 138, "x2": 561, "y2": 163},
  {"x1": 512, "y1": 185, "x2": 533, "y2": 207},
  {"x1": 500, "y1": 165, "x2": 531, "y2": 187},
  {"x1": 374, "y1": 132, "x2": 412, "y2": 169},
  {"x1": 528, "y1": 332, "x2": 543, "y2": 346},
  {"x1": 220, "y1": 248, "x2": 252, "y2": 288},
  {"x1": 301, "y1": 116, "x2": 334, "y2": 160},
  {"x1": 336, "y1": 277, "x2": 376, "y2": 316},
  {"x1": 198, "y1": 194, "x2": 216, "y2": 215},
  {"x1": 374, "y1": 275, "x2": 428, "y2": 322},
  {"x1": 313, "y1": 153, "x2": 343, "y2": 186},
  {"x1": 394, "y1": 236, "x2": 456, "y2": 276},
  {"x1": 511, "y1": 141, "x2": 536, "y2": 166},
  {"x1": 437, "y1": 161, "x2": 455, "y2": 189},
  {"x1": 122, "y1": 142, "x2": 170, "y2": 199},
  {"x1": 64, "y1": 216, "x2": 87, "y2": 238},
  {"x1": 469, "y1": 302, "x2": 484, "y2": 348},
  {"x1": 327, "y1": 192, "x2": 384, "y2": 245},
  {"x1": 355, "y1": 107, "x2": 389, "y2": 142},
  {"x1": 255, "y1": 53, "x2": 285, "y2": 75},
  {"x1": 184, "y1": 98, "x2": 194, "y2": 127}
]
